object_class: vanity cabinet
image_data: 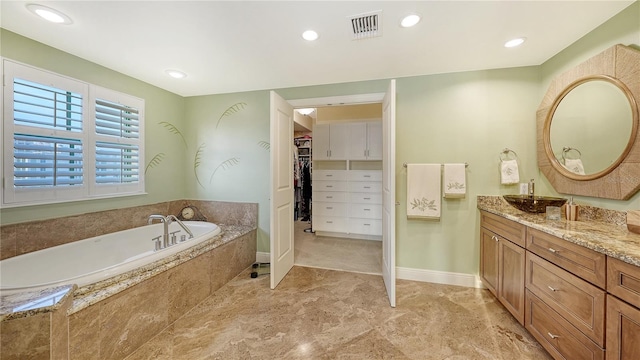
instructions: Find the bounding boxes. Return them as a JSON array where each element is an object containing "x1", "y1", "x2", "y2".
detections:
[
  {"x1": 480, "y1": 211, "x2": 526, "y2": 325},
  {"x1": 606, "y1": 257, "x2": 640, "y2": 359}
]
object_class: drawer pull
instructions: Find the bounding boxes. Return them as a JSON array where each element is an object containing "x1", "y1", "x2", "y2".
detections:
[
  {"x1": 364, "y1": 223, "x2": 371, "y2": 226},
  {"x1": 364, "y1": 186, "x2": 371, "y2": 189},
  {"x1": 363, "y1": 197, "x2": 371, "y2": 200},
  {"x1": 326, "y1": 196, "x2": 333, "y2": 199},
  {"x1": 364, "y1": 175, "x2": 371, "y2": 178},
  {"x1": 326, "y1": 207, "x2": 333, "y2": 210},
  {"x1": 548, "y1": 247, "x2": 558, "y2": 253},
  {"x1": 491, "y1": 235, "x2": 499, "y2": 242},
  {"x1": 326, "y1": 221, "x2": 333, "y2": 224},
  {"x1": 547, "y1": 332, "x2": 559, "y2": 339},
  {"x1": 364, "y1": 209, "x2": 371, "y2": 211},
  {"x1": 547, "y1": 286, "x2": 558, "y2": 292},
  {"x1": 326, "y1": 174, "x2": 333, "y2": 177},
  {"x1": 326, "y1": 185, "x2": 333, "y2": 188}
]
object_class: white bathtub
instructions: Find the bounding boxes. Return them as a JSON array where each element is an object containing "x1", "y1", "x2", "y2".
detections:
[{"x1": 0, "y1": 221, "x2": 221, "y2": 295}]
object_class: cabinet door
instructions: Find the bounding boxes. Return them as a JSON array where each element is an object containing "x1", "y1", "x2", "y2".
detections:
[
  {"x1": 607, "y1": 295, "x2": 640, "y2": 360},
  {"x1": 348, "y1": 122, "x2": 368, "y2": 160},
  {"x1": 313, "y1": 124, "x2": 331, "y2": 160},
  {"x1": 480, "y1": 228, "x2": 499, "y2": 296},
  {"x1": 329, "y1": 123, "x2": 349, "y2": 159},
  {"x1": 366, "y1": 122, "x2": 383, "y2": 160},
  {"x1": 499, "y1": 237, "x2": 526, "y2": 325}
]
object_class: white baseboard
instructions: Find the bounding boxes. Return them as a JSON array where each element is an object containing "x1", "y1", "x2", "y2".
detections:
[
  {"x1": 256, "y1": 251, "x2": 484, "y2": 289},
  {"x1": 396, "y1": 267, "x2": 484, "y2": 289},
  {"x1": 255, "y1": 252, "x2": 270, "y2": 263}
]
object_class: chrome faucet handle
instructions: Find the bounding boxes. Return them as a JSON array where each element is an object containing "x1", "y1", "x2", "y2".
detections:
[
  {"x1": 152, "y1": 236, "x2": 163, "y2": 251},
  {"x1": 169, "y1": 231, "x2": 180, "y2": 245}
]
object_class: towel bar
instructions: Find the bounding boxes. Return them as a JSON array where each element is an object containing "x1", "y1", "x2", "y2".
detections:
[{"x1": 402, "y1": 163, "x2": 469, "y2": 168}]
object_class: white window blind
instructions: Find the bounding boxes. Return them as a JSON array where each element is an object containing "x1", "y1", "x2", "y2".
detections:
[{"x1": 3, "y1": 59, "x2": 145, "y2": 207}]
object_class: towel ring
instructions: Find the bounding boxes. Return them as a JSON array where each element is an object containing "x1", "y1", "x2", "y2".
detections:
[
  {"x1": 562, "y1": 147, "x2": 582, "y2": 161},
  {"x1": 499, "y1": 148, "x2": 518, "y2": 162}
]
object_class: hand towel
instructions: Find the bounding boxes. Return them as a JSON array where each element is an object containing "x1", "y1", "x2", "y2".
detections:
[
  {"x1": 407, "y1": 164, "x2": 441, "y2": 220},
  {"x1": 443, "y1": 163, "x2": 466, "y2": 199},
  {"x1": 564, "y1": 158, "x2": 585, "y2": 175},
  {"x1": 500, "y1": 159, "x2": 520, "y2": 185}
]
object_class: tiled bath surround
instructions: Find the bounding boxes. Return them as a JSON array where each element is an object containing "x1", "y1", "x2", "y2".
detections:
[{"x1": 0, "y1": 200, "x2": 258, "y2": 360}]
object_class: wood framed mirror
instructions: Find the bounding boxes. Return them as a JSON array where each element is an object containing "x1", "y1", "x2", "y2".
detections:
[{"x1": 537, "y1": 44, "x2": 640, "y2": 200}]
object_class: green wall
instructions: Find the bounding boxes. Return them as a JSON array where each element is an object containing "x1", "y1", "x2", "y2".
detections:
[
  {"x1": 2, "y1": 1, "x2": 639, "y2": 277},
  {"x1": 0, "y1": 29, "x2": 187, "y2": 224}
]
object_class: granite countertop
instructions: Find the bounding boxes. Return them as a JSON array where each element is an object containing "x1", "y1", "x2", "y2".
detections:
[
  {"x1": 0, "y1": 224, "x2": 255, "y2": 320},
  {"x1": 478, "y1": 196, "x2": 640, "y2": 267}
]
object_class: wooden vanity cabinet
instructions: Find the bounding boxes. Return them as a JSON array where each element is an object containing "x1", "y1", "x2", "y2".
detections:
[
  {"x1": 480, "y1": 211, "x2": 526, "y2": 325},
  {"x1": 606, "y1": 257, "x2": 640, "y2": 359}
]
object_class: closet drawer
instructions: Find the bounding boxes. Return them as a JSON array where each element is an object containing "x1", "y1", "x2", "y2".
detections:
[
  {"x1": 349, "y1": 204, "x2": 382, "y2": 219},
  {"x1": 607, "y1": 257, "x2": 640, "y2": 307},
  {"x1": 313, "y1": 170, "x2": 347, "y2": 181},
  {"x1": 480, "y1": 211, "x2": 525, "y2": 247},
  {"x1": 349, "y1": 192, "x2": 382, "y2": 205},
  {"x1": 349, "y1": 181, "x2": 381, "y2": 193},
  {"x1": 314, "y1": 203, "x2": 347, "y2": 217},
  {"x1": 526, "y1": 252, "x2": 605, "y2": 346},
  {"x1": 313, "y1": 216, "x2": 348, "y2": 233},
  {"x1": 313, "y1": 191, "x2": 348, "y2": 203},
  {"x1": 526, "y1": 227, "x2": 606, "y2": 288},
  {"x1": 349, "y1": 219, "x2": 382, "y2": 236},
  {"x1": 348, "y1": 170, "x2": 382, "y2": 182},
  {"x1": 314, "y1": 180, "x2": 347, "y2": 192},
  {"x1": 525, "y1": 290, "x2": 604, "y2": 360}
]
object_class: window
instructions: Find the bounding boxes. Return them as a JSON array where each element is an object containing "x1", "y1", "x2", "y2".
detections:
[{"x1": 2, "y1": 59, "x2": 145, "y2": 206}]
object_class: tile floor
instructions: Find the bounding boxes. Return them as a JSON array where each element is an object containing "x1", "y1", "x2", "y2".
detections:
[
  {"x1": 294, "y1": 220, "x2": 382, "y2": 274},
  {"x1": 124, "y1": 265, "x2": 551, "y2": 360}
]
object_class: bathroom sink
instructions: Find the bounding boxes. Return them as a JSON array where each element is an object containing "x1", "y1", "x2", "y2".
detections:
[{"x1": 503, "y1": 195, "x2": 567, "y2": 214}]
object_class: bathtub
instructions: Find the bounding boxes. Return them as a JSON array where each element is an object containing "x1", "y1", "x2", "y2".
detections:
[{"x1": 0, "y1": 221, "x2": 221, "y2": 295}]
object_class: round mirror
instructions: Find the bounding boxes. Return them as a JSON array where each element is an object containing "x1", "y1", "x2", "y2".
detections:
[{"x1": 543, "y1": 75, "x2": 638, "y2": 180}]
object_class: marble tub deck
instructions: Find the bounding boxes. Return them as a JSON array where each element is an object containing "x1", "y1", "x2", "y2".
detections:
[{"x1": 125, "y1": 266, "x2": 551, "y2": 360}]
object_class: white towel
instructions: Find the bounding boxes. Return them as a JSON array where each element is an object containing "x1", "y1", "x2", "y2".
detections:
[
  {"x1": 564, "y1": 158, "x2": 585, "y2": 175},
  {"x1": 407, "y1": 164, "x2": 441, "y2": 220},
  {"x1": 443, "y1": 163, "x2": 466, "y2": 199},
  {"x1": 500, "y1": 159, "x2": 520, "y2": 185}
]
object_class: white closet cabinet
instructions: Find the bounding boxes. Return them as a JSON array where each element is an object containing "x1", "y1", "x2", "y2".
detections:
[
  {"x1": 348, "y1": 122, "x2": 382, "y2": 160},
  {"x1": 313, "y1": 123, "x2": 349, "y2": 160},
  {"x1": 312, "y1": 170, "x2": 349, "y2": 233}
]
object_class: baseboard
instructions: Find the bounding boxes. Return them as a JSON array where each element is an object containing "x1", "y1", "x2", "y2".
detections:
[
  {"x1": 396, "y1": 267, "x2": 484, "y2": 289},
  {"x1": 255, "y1": 252, "x2": 270, "y2": 263},
  {"x1": 255, "y1": 252, "x2": 484, "y2": 289}
]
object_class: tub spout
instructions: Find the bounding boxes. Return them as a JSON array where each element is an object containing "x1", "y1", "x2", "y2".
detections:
[
  {"x1": 166, "y1": 215, "x2": 194, "y2": 239},
  {"x1": 148, "y1": 214, "x2": 169, "y2": 248}
]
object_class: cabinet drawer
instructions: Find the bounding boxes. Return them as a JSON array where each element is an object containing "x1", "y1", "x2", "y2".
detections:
[
  {"x1": 313, "y1": 170, "x2": 347, "y2": 181},
  {"x1": 349, "y1": 218, "x2": 382, "y2": 236},
  {"x1": 348, "y1": 170, "x2": 382, "y2": 182},
  {"x1": 349, "y1": 192, "x2": 382, "y2": 205},
  {"x1": 313, "y1": 203, "x2": 347, "y2": 217},
  {"x1": 349, "y1": 204, "x2": 382, "y2": 219},
  {"x1": 525, "y1": 290, "x2": 604, "y2": 360},
  {"x1": 607, "y1": 257, "x2": 640, "y2": 307},
  {"x1": 349, "y1": 181, "x2": 381, "y2": 193},
  {"x1": 314, "y1": 191, "x2": 347, "y2": 203},
  {"x1": 480, "y1": 211, "x2": 526, "y2": 247},
  {"x1": 526, "y1": 227, "x2": 606, "y2": 288},
  {"x1": 313, "y1": 216, "x2": 348, "y2": 233},
  {"x1": 526, "y1": 252, "x2": 605, "y2": 346},
  {"x1": 313, "y1": 180, "x2": 347, "y2": 192}
]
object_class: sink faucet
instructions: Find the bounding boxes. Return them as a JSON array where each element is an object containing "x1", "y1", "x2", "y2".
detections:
[
  {"x1": 165, "y1": 215, "x2": 194, "y2": 239},
  {"x1": 529, "y1": 179, "x2": 535, "y2": 197},
  {"x1": 148, "y1": 214, "x2": 169, "y2": 248}
]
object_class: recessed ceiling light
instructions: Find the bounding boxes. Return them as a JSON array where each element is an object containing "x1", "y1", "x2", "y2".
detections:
[
  {"x1": 165, "y1": 69, "x2": 187, "y2": 79},
  {"x1": 302, "y1": 30, "x2": 319, "y2": 41},
  {"x1": 296, "y1": 108, "x2": 315, "y2": 115},
  {"x1": 504, "y1": 37, "x2": 526, "y2": 48},
  {"x1": 26, "y1": 4, "x2": 72, "y2": 24},
  {"x1": 400, "y1": 14, "x2": 421, "y2": 28}
]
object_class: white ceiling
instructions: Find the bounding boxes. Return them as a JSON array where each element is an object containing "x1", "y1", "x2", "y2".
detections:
[{"x1": 1, "y1": 1, "x2": 636, "y2": 97}]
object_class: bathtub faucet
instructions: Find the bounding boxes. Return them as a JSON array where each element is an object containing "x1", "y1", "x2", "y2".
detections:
[
  {"x1": 165, "y1": 215, "x2": 194, "y2": 240},
  {"x1": 148, "y1": 214, "x2": 170, "y2": 249}
]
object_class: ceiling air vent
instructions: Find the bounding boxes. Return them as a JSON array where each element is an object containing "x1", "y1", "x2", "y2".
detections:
[{"x1": 348, "y1": 10, "x2": 382, "y2": 40}]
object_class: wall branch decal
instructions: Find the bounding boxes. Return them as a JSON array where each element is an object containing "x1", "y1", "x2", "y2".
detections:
[
  {"x1": 145, "y1": 153, "x2": 166, "y2": 174},
  {"x1": 159, "y1": 121, "x2": 188, "y2": 148},
  {"x1": 257, "y1": 141, "x2": 270, "y2": 150},
  {"x1": 209, "y1": 158, "x2": 240, "y2": 183},
  {"x1": 194, "y1": 143, "x2": 206, "y2": 188},
  {"x1": 216, "y1": 102, "x2": 247, "y2": 128}
]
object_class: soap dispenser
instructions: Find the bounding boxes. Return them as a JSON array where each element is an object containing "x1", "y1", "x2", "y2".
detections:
[{"x1": 565, "y1": 197, "x2": 579, "y2": 221}]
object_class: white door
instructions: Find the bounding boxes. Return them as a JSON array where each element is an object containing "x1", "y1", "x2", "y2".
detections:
[
  {"x1": 382, "y1": 80, "x2": 397, "y2": 307},
  {"x1": 270, "y1": 91, "x2": 294, "y2": 289}
]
